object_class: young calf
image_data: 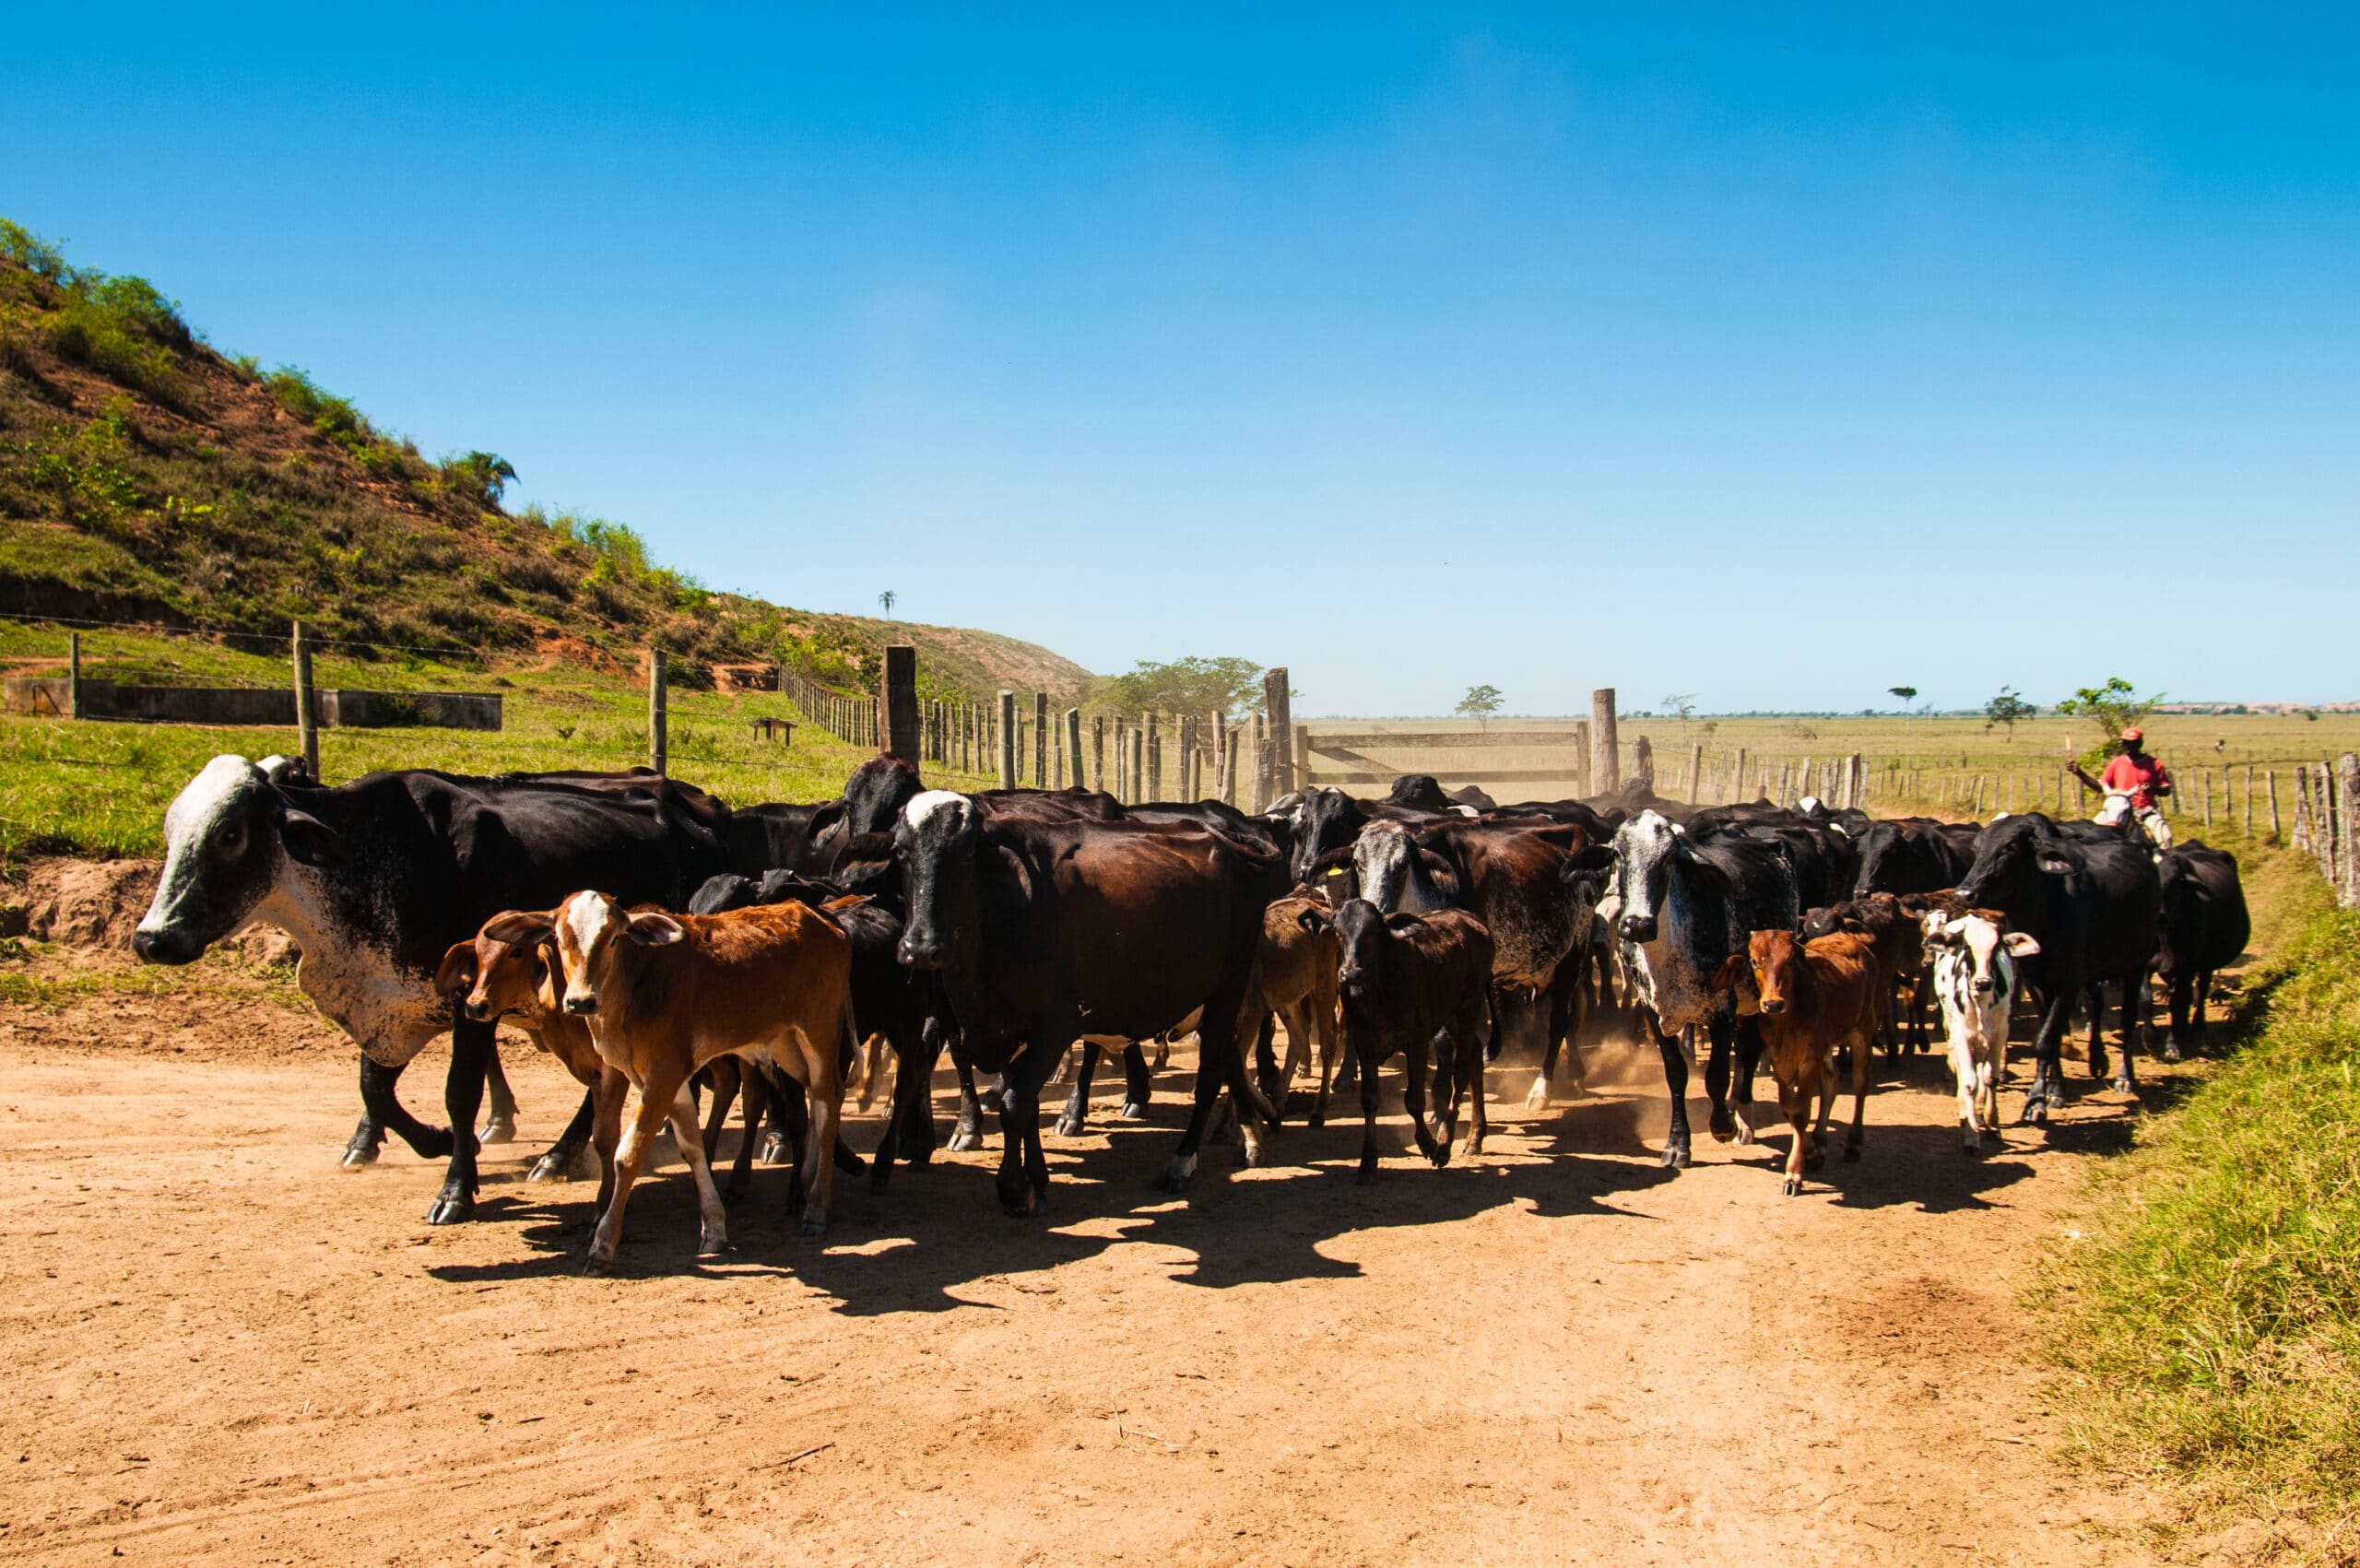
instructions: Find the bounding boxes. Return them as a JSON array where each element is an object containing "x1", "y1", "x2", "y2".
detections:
[
  {"x1": 1246, "y1": 889, "x2": 1344, "y2": 1126},
  {"x1": 1304, "y1": 899, "x2": 1493, "y2": 1180},
  {"x1": 482, "y1": 891, "x2": 855, "y2": 1268},
  {"x1": 1718, "y1": 928, "x2": 1882, "y2": 1196},
  {"x1": 1920, "y1": 912, "x2": 2039, "y2": 1151}
]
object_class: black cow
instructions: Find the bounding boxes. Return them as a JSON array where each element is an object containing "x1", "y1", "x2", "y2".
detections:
[
  {"x1": 1852, "y1": 818, "x2": 1974, "y2": 898},
  {"x1": 1953, "y1": 812, "x2": 2161, "y2": 1116},
  {"x1": 1284, "y1": 785, "x2": 1458, "y2": 886},
  {"x1": 2155, "y1": 842, "x2": 2249, "y2": 1061},
  {"x1": 1305, "y1": 899, "x2": 1493, "y2": 1179},
  {"x1": 842, "y1": 754, "x2": 926, "y2": 836},
  {"x1": 893, "y1": 790, "x2": 1280, "y2": 1211},
  {"x1": 724, "y1": 801, "x2": 847, "y2": 878},
  {"x1": 132, "y1": 757, "x2": 733, "y2": 1222},
  {"x1": 1608, "y1": 810, "x2": 1800, "y2": 1167}
]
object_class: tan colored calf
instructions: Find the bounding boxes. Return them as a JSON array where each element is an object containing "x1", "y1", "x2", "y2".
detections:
[
  {"x1": 483, "y1": 891, "x2": 854, "y2": 1268},
  {"x1": 1249, "y1": 890, "x2": 1344, "y2": 1124}
]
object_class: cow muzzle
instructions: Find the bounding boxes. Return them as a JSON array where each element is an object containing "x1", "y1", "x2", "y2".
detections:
[
  {"x1": 1617, "y1": 914, "x2": 1657, "y2": 944},
  {"x1": 562, "y1": 991, "x2": 599, "y2": 1016},
  {"x1": 1761, "y1": 996, "x2": 1788, "y2": 1016},
  {"x1": 464, "y1": 998, "x2": 495, "y2": 1022},
  {"x1": 132, "y1": 927, "x2": 201, "y2": 966},
  {"x1": 898, "y1": 936, "x2": 946, "y2": 971}
]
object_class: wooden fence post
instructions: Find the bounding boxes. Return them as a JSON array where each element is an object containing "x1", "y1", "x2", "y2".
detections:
[
  {"x1": 2268, "y1": 770, "x2": 2282, "y2": 843},
  {"x1": 1178, "y1": 715, "x2": 1197, "y2": 799},
  {"x1": 1732, "y1": 748, "x2": 1748, "y2": 805},
  {"x1": 881, "y1": 645, "x2": 918, "y2": 763},
  {"x1": 2243, "y1": 765, "x2": 2254, "y2": 837},
  {"x1": 997, "y1": 691, "x2": 1017, "y2": 790},
  {"x1": 1219, "y1": 725, "x2": 1238, "y2": 806},
  {"x1": 1128, "y1": 725, "x2": 1146, "y2": 807},
  {"x1": 1146, "y1": 713, "x2": 1162, "y2": 801},
  {"x1": 1848, "y1": 753, "x2": 1864, "y2": 810},
  {"x1": 1590, "y1": 690, "x2": 1618, "y2": 793},
  {"x1": 647, "y1": 648, "x2": 667, "y2": 774},
  {"x1": 1050, "y1": 707, "x2": 1065, "y2": 788},
  {"x1": 1633, "y1": 734, "x2": 1654, "y2": 786},
  {"x1": 1032, "y1": 693, "x2": 1048, "y2": 788},
  {"x1": 291, "y1": 620, "x2": 319, "y2": 778},
  {"x1": 1064, "y1": 709, "x2": 1083, "y2": 793},
  {"x1": 1687, "y1": 742, "x2": 1704, "y2": 804},
  {"x1": 66, "y1": 631, "x2": 82, "y2": 721},
  {"x1": 1212, "y1": 714, "x2": 1229, "y2": 804},
  {"x1": 2341, "y1": 755, "x2": 2360, "y2": 908},
  {"x1": 1263, "y1": 669, "x2": 1293, "y2": 798},
  {"x1": 1092, "y1": 714, "x2": 1106, "y2": 793}
]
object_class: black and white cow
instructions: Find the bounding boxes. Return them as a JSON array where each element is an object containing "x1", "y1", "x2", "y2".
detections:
[
  {"x1": 1607, "y1": 810, "x2": 1800, "y2": 1167},
  {"x1": 132, "y1": 757, "x2": 735, "y2": 1223}
]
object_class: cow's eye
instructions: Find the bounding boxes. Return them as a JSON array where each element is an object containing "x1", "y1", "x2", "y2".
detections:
[{"x1": 218, "y1": 821, "x2": 247, "y2": 859}]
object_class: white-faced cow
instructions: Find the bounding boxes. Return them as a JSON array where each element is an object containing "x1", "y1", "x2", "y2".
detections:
[
  {"x1": 1607, "y1": 810, "x2": 1800, "y2": 1168},
  {"x1": 132, "y1": 757, "x2": 733, "y2": 1223}
]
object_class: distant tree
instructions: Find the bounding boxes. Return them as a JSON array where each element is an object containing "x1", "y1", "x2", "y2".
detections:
[
  {"x1": 1660, "y1": 692, "x2": 1697, "y2": 723},
  {"x1": 441, "y1": 451, "x2": 517, "y2": 505},
  {"x1": 1095, "y1": 656, "x2": 1266, "y2": 719},
  {"x1": 877, "y1": 590, "x2": 896, "y2": 617},
  {"x1": 1456, "y1": 684, "x2": 1504, "y2": 731},
  {"x1": 1984, "y1": 687, "x2": 2035, "y2": 737},
  {"x1": 1889, "y1": 685, "x2": 1920, "y2": 734},
  {"x1": 2055, "y1": 678, "x2": 2165, "y2": 768}
]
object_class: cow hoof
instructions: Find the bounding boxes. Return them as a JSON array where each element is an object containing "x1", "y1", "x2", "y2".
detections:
[
  {"x1": 1308, "y1": 1109, "x2": 1326, "y2": 1129},
  {"x1": 1117, "y1": 1101, "x2": 1150, "y2": 1122},
  {"x1": 2088, "y1": 1052, "x2": 2110, "y2": 1080},
  {"x1": 2114, "y1": 1076, "x2": 2136, "y2": 1097},
  {"x1": 1781, "y1": 1176, "x2": 1803, "y2": 1197},
  {"x1": 980, "y1": 1088, "x2": 1006, "y2": 1114},
  {"x1": 1804, "y1": 1149, "x2": 1826, "y2": 1173},
  {"x1": 478, "y1": 1115, "x2": 516, "y2": 1147},
  {"x1": 947, "y1": 1127, "x2": 983, "y2": 1153},
  {"x1": 697, "y1": 1231, "x2": 727, "y2": 1258},
  {"x1": 1524, "y1": 1077, "x2": 1551, "y2": 1114},
  {"x1": 340, "y1": 1144, "x2": 380, "y2": 1171},
  {"x1": 759, "y1": 1131, "x2": 791, "y2": 1165},
  {"x1": 2162, "y1": 1041, "x2": 2184, "y2": 1063},
  {"x1": 1841, "y1": 1146, "x2": 1860, "y2": 1163},
  {"x1": 1356, "y1": 1159, "x2": 1379, "y2": 1186},
  {"x1": 425, "y1": 1189, "x2": 476, "y2": 1226},
  {"x1": 799, "y1": 1219, "x2": 827, "y2": 1239},
  {"x1": 1660, "y1": 1142, "x2": 1691, "y2": 1170},
  {"x1": 526, "y1": 1150, "x2": 569, "y2": 1184},
  {"x1": 1707, "y1": 1105, "x2": 1736, "y2": 1142},
  {"x1": 1154, "y1": 1154, "x2": 1198, "y2": 1194}
]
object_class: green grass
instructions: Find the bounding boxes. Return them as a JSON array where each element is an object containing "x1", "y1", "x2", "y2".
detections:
[
  {"x1": 0, "y1": 626, "x2": 998, "y2": 859},
  {"x1": 2036, "y1": 833, "x2": 2360, "y2": 1559}
]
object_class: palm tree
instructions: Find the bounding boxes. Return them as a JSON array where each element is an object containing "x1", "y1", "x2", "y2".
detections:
[{"x1": 878, "y1": 590, "x2": 896, "y2": 618}]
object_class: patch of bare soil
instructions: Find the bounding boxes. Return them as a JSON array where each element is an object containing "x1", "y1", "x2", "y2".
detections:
[{"x1": 0, "y1": 947, "x2": 2169, "y2": 1567}]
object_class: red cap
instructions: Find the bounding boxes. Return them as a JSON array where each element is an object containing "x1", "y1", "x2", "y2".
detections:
[{"x1": 2121, "y1": 727, "x2": 2142, "y2": 742}]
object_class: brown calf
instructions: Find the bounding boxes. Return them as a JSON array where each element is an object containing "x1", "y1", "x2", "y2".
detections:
[
  {"x1": 1719, "y1": 928, "x2": 1882, "y2": 1196},
  {"x1": 1246, "y1": 889, "x2": 1345, "y2": 1125},
  {"x1": 483, "y1": 891, "x2": 854, "y2": 1268}
]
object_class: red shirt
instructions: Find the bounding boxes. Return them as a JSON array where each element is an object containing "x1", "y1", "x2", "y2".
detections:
[{"x1": 2100, "y1": 751, "x2": 2171, "y2": 810}]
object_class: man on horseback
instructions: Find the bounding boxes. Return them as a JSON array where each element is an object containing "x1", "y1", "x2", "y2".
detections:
[{"x1": 2069, "y1": 727, "x2": 2174, "y2": 852}]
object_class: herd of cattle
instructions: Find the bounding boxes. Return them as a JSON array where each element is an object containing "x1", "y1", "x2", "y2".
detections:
[{"x1": 128, "y1": 749, "x2": 2249, "y2": 1263}]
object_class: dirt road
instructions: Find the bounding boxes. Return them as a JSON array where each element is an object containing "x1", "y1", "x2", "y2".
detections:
[{"x1": 0, "y1": 1001, "x2": 2161, "y2": 1566}]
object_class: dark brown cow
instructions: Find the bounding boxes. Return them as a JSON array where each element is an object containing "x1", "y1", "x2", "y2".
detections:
[{"x1": 893, "y1": 791, "x2": 1280, "y2": 1211}]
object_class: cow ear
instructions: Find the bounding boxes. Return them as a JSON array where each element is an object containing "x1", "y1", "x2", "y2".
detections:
[
  {"x1": 481, "y1": 910, "x2": 555, "y2": 946},
  {"x1": 2002, "y1": 932, "x2": 2042, "y2": 957},
  {"x1": 1293, "y1": 906, "x2": 1329, "y2": 936},
  {"x1": 2036, "y1": 853, "x2": 2074, "y2": 878},
  {"x1": 277, "y1": 807, "x2": 350, "y2": 868},
  {"x1": 626, "y1": 911, "x2": 688, "y2": 946},
  {"x1": 1384, "y1": 912, "x2": 1424, "y2": 933},
  {"x1": 1706, "y1": 954, "x2": 1746, "y2": 992},
  {"x1": 433, "y1": 942, "x2": 478, "y2": 998}
]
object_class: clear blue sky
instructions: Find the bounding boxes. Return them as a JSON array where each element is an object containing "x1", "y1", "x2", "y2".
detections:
[{"x1": 6, "y1": 6, "x2": 2354, "y2": 713}]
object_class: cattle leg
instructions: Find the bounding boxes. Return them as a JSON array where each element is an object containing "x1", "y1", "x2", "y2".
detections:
[
  {"x1": 588, "y1": 1066, "x2": 690, "y2": 1269},
  {"x1": 667, "y1": 1084, "x2": 730, "y2": 1257},
  {"x1": 1120, "y1": 1042, "x2": 1155, "y2": 1121},
  {"x1": 1651, "y1": 1016, "x2": 1693, "y2": 1169},
  {"x1": 2113, "y1": 966, "x2": 2146, "y2": 1096},
  {"x1": 529, "y1": 1090, "x2": 599, "y2": 1184},
  {"x1": 1841, "y1": 1029, "x2": 1871, "y2": 1163},
  {"x1": 1352, "y1": 1030, "x2": 1386, "y2": 1183},
  {"x1": 2018, "y1": 988, "x2": 2073, "y2": 1125},
  {"x1": 724, "y1": 1068, "x2": 770, "y2": 1201},
  {"x1": 588, "y1": 1067, "x2": 625, "y2": 1216},
  {"x1": 1156, "y1": 1001, "x2": 1270, "y2": 1191},
  {"x1": 875, "y1": 1017, "x2": 946, "y2": 1191},
  {"x1": 1403, "y1": 1032, "x2": 1446, "y2": 1169},
  {"x1": 1704, "y1": 1014, "x2": 1738, "y2": 1143},
  {"x1": 996, "y1": 1037, "x2": 1059, "y2": 1215},
  {"x1": 351, "y1": 1055, "x2": 453, "y2": 1168},
  {"x1": 2084, "y1": 984, "x2": 2111, "y2": 1080},
  {"x1": 1776, "y1": 1073, "x2": 1812, "y2": 1197},
  {"x1": 796, "y1": 1022, "x2": 850, "y2": 1237},
  {"x1": 481, "y1": 1048, "x2": 519, "y2": 1145},
  {"x1": 700, "y1": 1056, "x2": 745, "y2": 1161},
  {"x1": 1451, "y1": 1003, "x2": 1492, "y2": 1161},
  {"x1": 1524, "y1": 959, "x2": 1587, "y2": 1114},
  {"x1": 1729, "y1": 1016, "x2": 1762, "y2": 1144},
  {"x1": 948, "y1": 1044, "x2": 987, "y2": 1154},
  {"x1": 1254, "y1": 1016, "x2": 1287, "y2": 1124},
  {"x1": 1054, "y1": 1042, "x2": 1103, "y2": 1138},
  {"x1": 426, "y1": 1018, "x2": 498, "y2": 1226}
]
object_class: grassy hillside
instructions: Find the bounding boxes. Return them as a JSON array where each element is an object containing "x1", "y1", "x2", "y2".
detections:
[{"x1": 0, "y1": 218, "x2": 1091, "y2": 702}]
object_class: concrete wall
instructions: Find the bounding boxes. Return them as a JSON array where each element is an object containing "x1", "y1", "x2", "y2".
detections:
[{"x1": 3, "y1": 679, "x2": 502, "y2": 730}]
